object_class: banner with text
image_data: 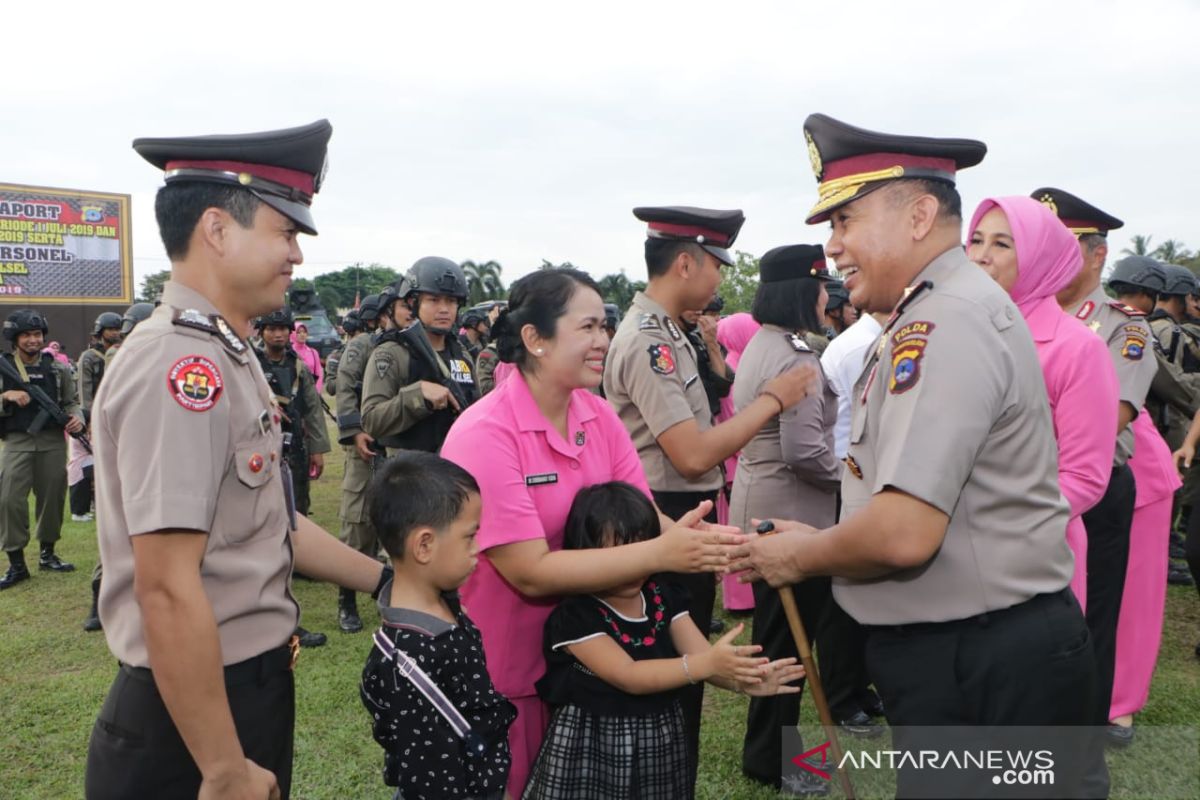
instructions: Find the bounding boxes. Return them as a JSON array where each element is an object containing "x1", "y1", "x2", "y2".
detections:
[{"x1": 0, "y1": 183, "x2": 132, "y2": 304}]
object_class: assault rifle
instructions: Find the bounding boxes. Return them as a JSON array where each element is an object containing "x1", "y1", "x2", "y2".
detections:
[{"x1": 0, "y1": 356, "x2": 91, "y2": 453}]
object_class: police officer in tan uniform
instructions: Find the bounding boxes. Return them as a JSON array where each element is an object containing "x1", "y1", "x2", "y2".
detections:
[
  {"x1": 361, "y1": 258, "x2": 478, "y2": 457},
  {"x1": 735, "y1": 116, "x2": 1094, "y2": 798},
  {"x1": 85, "y1": 120, "x2": 390, "y2": 800},
  {"x1": 726, "y1": 245, "x2": 847, "y2": 793},
  {"x1": 0, "y1": 309, "x2": 83, "y2": 589},
  {"x1": 1043, "y1": 193, "x2": 1164, "y2": 743},
  {"x1": 604, "y1": 205, "x2": 813, "y2": 784},
  {"x1": 331, "y1": 291, "x2": 388, "y2": 633}
]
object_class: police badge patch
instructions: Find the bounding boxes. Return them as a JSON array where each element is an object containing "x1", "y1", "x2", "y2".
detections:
[
  {"x1": 167, "y1": 355, "x2": 223, "y2": 412},
  {"x1": 1121, "y1": 325, "x2": 1147, "y2": 361},
  {"x1": 889, "y1": 321, "x2": 935, "y2": 394},
  {"x1": 648, "y1": 343, "x2": 676, "y2": 376},
  {"x1": 375, "y1": 356, "x2": 391, "y2": 378}
]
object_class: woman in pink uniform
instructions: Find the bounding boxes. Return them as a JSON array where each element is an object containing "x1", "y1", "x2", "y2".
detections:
[
  {"x1": 291, "y1": 322, "x2": 324, "y2": 393},
  {"x1": 716, "y1": 312, "x2": 760, "y2": 613},
  {"x1": 441, "y1": 268, "x2": 745, "y2": 796},
  {"x1": 1106, "y1": 411, "x2": 1180, "y2": 741},
  {"x1": 968, "y1": 196, "x2": 1119, "y2": 607}
]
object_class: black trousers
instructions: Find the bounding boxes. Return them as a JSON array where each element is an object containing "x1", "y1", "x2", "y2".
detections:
[
  {"x1": 287, "y1": 443, "x2": 310, "y2": 517},
  {"x1": 1081, "y1": 463, "x2": 1135, "y2": 725},
  {"x1": 1186, "y1": 495, "x2": 1200, "y2": 601},
  {"x1": 819, "y1": 595, "x2": 873, "y2": 721},
  {"x1": 864, "y1": 590, "x2": 1098, "y2": 799},
  {"x1": 85, "y1": 646, "x2": 296, "y2": 800},
  {"x1": 651, "y1": 488, "x2": 718, "y2": 797},
  {"x1": 69, "y1": 464, "x2": 94, "y2": 516},
  {"x1": 741, "y1": 575, "x2": 831, "y2": 786}
]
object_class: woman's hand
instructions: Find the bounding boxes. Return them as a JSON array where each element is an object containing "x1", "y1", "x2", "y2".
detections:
[
  {"x1": 696, "y1": 623, "x2": 769, "y2": 684},
  {"x1": 740, "y1": 657, "x2": 806, "y2": 697},
  {"x1": 1173, "y1": 441, "x2": 1196, "y2": 473},
  {"x1": 654, "y1": 500, "x2": 746, "y2": 573}
]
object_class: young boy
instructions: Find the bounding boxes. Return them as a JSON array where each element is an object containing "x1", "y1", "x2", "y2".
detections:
[{"x1": 361, "y1": 452, "x2": 515, "y2": 800}]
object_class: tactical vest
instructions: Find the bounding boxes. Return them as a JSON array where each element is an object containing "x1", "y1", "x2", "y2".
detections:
[
  {"x1": 256, "y1": 348, "x2": 308, "y2": 441},
  {"x1": 1, "y1": 352, "x2": 60, "y2": 435},
  {"x1": 374, "y1": 331, "x2": 478, "y2": 453},
  {"x1": 686, "y1": 329, "x2": 725, "y2": 418}
]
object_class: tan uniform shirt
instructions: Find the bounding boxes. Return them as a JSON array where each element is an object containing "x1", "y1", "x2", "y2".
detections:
[
  {"x1": 93, "y1": 281, "x2": 297, "y2": 667},
  {"x1": 836, "y1": 248, "x2": 1073, "y2": 625},
  {"x1": 603, "y1": 292, "x2": 722, "y2": 492},
  {"x1": 1064, "y1": 287, "x2": 1157, "y2": 465},
  {"x1": 728, "y1": 326, "x2": 840, "y2": 534}
]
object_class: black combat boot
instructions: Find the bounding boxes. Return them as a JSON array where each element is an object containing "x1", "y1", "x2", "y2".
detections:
[
  {"x1": 1, "y1": 550, "x2": 30, "y2": 590},
  {"x1": 83, "y1": 577, "x2": 103, "y2": 631},
  {"x1": 38, "y1": 543, "x2": 75, "y2": 573},
  {"x1": 338, "y1": 587, "x2": 363, "y2": 633}
]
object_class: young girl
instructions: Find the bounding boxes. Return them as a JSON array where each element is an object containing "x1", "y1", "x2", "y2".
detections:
[{"x1": 523, "y1": 482, "x2": 805, "y2": 800}]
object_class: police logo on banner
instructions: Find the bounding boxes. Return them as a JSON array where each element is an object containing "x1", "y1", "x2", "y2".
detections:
[
  {"x1": 889, "y1": 321, "x2": 935, "y2": 395},
  {"x1": 167, "y1": 355, "x2": 223, "y2": 411}
]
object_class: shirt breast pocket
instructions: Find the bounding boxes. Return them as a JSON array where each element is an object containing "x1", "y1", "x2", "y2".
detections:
[
  {"x1": 234, "y1": 440, "x2": 275, "y2": 489},
  {"x1": 849, "y1": 401, "x2": 868, "y2": 445}
]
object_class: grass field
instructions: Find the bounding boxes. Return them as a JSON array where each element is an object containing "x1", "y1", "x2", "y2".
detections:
[{"x1": 2, "y1": 424, "x2": 1198, "y2": 798}]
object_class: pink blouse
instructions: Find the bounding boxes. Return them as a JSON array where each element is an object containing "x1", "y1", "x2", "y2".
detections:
[{"x1": 441, "y1": 371, "x2": 651, "y2": 699}]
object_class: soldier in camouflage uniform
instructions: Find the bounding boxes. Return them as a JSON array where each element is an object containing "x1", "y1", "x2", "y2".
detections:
[
  {"x1": 332, "y1": 291, "x2": 393, "y2": 632},
  {"x1": 0, "y1": 309, "x2": 84, "y2": 589},
  {"x1": 361, "y1": 259, "x2": 478, "y2": 458}
]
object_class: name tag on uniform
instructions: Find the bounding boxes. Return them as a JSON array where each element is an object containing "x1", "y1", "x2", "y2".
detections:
[
  {"x1": 525, "y1": 472, "x2": 558, "y2": 486},
  {"x1": 684, "y1": 374, "x2": 699, "y2": 389},
  {"x1": 257, "y1": 410, "x2": 271, "y2": 435}
]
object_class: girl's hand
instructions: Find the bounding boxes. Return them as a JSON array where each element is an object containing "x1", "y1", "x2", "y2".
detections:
[
  {"x1": 701, "y1": 622, "x2": 769, "y2": 684},
  {"x1": 656, "y1": 500, "x2": 746, "y2": 574},
  {"x1": 1173, "y1": 442, "x2": 1195, "y2": 473},
  {"x1": 740, "y1": 657, "x2": 807, "y2": 697}
]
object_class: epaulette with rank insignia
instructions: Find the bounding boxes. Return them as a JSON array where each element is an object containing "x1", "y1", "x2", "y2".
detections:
[
  {"x1": 1107, "y1": 301, "x2": 1146, "y2": 318},
  {"x1": 787, "y1": 333, "x2": 811, "y2": 352},
  {"x1": 171, "y1": 308, "x2": 248, "y2": 356}
]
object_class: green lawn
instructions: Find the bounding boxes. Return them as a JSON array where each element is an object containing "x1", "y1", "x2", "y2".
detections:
[{"x1": 1, "y1": 427, "x2": 1198, "y2": 798}]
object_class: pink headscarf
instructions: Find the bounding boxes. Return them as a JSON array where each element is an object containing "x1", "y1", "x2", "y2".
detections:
[
  {"x1": 716, "y1": 313, "x2": 760, "y2": 373},
  {"x1": 967, "y1": 196, "x2": 1082, "y2": 316}
]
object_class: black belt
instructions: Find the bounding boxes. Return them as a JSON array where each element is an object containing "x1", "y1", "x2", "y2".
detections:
[
  {"x1": 864, "y1": 589, "x2": 1074, "y2": 636},
  {"x1": 120, "y1": 642, "x2": 295, "y2": 687}
]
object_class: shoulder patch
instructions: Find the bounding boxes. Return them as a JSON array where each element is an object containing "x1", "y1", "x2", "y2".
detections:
[
  {"x1": 889, "y1": 321, "x2": 935, "y2": 394},
  {"x1": 1121, "y1": 325, "x2": 1147, "y2": 361},
  {"x1": 787, "y1": 333, "x2": 811, "y2": 352},
  {"x1": 638, "y1": 313, "x2": 661, "y2": 332},
  {"x1": 1073, "y1": 300, "x2": 1095, "y2": 321},
  {"x1": 167, "y1": 355, "x2": 223, "y2": 412},
  {"x1": 1107, "y1": 300, "x2": 1145, "y2": 318},
  {"x1": 647, "y1": 343, "x2": 676, "y2": 376},
  {"x1": 663, "y1": 316, "x2": 683, "y2": 341},
  {"x1": 374, "y1": 354, "x2": 392, "y2": 379}
]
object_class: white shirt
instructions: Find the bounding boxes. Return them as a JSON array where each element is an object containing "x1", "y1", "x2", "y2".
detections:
[{"x1": 819, "y1": 313, "x2": 883, "y2": 459}]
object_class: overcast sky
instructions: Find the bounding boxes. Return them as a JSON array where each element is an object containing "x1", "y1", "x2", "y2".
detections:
[{"x1": 6, "y1": 0, "x2": 1199, "y2": 299}]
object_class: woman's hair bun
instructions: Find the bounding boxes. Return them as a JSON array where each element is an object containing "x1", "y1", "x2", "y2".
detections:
[{"x1": 492, "y1": 309, "x2": 524, "y2": 363}]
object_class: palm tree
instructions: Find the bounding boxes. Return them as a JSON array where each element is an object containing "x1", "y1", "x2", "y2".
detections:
[
  {"x1": 461, "y1": 260, "x2": 505, "y2": 305},
  {"x1": 1122, "y1": 235, "x2": 1153, "y2": 257},
  {"x1": 1152, "y1": 239, "x2": 1194, "y2": 264}
]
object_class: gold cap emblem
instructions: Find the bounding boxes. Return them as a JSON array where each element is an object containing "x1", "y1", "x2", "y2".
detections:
[
  {"x1": 237, "y1": 172, "x2": 253, "y2": 186},
  {"x1": 1038, "y1": 193, "x2": 1058, "y2": 215},
  {"x1": 806, "y1": 130, "x2": 823, "y2": 180}
]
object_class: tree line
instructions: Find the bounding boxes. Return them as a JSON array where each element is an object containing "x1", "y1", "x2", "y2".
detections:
[{"x1": 135, "y1": 234, "x2": 1200, "y2": 315}]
